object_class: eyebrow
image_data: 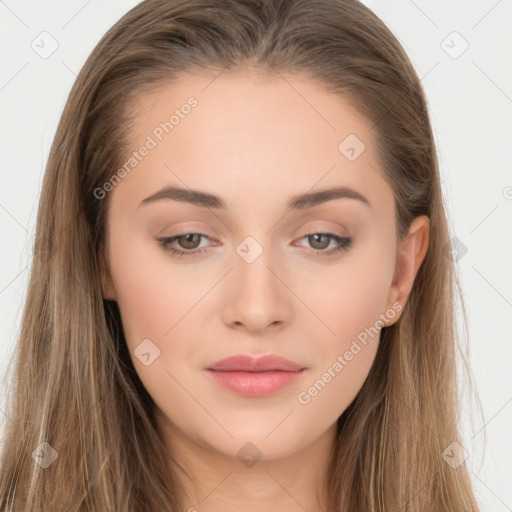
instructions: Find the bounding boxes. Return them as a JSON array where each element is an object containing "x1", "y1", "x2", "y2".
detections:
[{"x1": 139, "y1": 185, "x2": 371, "y2": 210}]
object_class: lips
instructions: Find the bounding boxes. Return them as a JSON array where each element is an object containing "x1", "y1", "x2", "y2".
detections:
[
  {"x1": 205, "y1": 354, "x2": 307, "y2": 397},
  {"x1": 207, "y1": 354, "x2": 306, "y2": 372}
]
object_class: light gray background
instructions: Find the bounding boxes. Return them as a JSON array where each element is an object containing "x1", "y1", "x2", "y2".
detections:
[{"x1": 1, "y1": 1, "x2": 511, "y2": 510}]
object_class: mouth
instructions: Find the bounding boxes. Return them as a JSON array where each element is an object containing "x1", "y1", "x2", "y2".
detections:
[{"x1": 205, "y1": 354, "x2": 307, "y2": 397}]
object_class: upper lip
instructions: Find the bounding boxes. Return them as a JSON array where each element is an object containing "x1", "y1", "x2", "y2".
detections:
[{"x1": 206, "y1": 354, "x2": 306, "y2": 372}]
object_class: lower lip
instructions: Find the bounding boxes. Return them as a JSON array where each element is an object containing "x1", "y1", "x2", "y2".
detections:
[{"x1": 205, "y1": 369, "x2": 305, "y2": 397}]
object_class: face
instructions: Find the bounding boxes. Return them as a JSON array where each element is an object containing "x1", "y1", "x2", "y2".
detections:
[{"x1": 99, "y1": 69, "x2": 428, "y2": 464}]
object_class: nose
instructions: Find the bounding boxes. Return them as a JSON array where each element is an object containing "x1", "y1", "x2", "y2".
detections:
[{"x1": 221, "y1": 246, "x2": 294, "y2": 333}]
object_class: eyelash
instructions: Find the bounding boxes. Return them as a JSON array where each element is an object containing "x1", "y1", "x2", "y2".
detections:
[{"x1": 157, "y1": 232, "x2": 353, "y2": 258}]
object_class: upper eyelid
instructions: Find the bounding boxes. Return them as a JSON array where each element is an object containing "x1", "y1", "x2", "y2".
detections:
[{"x1": 164, "y1": 221, "x2": 349, "y2": 236}]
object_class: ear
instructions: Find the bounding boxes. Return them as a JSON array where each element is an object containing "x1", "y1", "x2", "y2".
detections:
[
  {"x1": 99, "y1": 245, "x2": 117, "y2": 301},
  {"x1": 382, "y1": 215, "x2": 430, "y2": 326}
]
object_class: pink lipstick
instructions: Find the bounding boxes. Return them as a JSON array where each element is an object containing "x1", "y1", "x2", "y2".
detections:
[{"x1": 205, "y1": 354, "x2": 307, "y2": 397}]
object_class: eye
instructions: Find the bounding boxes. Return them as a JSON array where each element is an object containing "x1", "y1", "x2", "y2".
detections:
[
  {"x1": 157, "y1": 233, "x2": 214, "y2": 258},
  {"x1": 157, "y1": 231, "x2": 353, "y2": 258},
  {"x1": 295, "y1": 232, "x2": 353, "y2": 256}
]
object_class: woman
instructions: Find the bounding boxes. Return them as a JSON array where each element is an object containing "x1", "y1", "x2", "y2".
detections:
[{"x1": 0, "y1": 0, "x2": 483, "y2": 510}]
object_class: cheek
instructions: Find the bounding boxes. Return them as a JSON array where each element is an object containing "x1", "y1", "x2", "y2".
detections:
[
  {"x1": 296, "y1": 227, "x2": 396, "y2": 413},
  {"x1": 295, "y1": 254, "x2": 392, "y2": 420},
  {"x1": 311, "y1": 238, "x2": 395, "y2": 344},
  {"x1": 107, "y1": 238, "x2": 208, "y2": 407},
  {"x1": 106, "y1": 227, "x2": 203, "y2": 346}
]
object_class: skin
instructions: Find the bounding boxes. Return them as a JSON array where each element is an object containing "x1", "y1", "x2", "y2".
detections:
[{"x1": 99, "y1": 68, "x2": 429, "y2": 512}]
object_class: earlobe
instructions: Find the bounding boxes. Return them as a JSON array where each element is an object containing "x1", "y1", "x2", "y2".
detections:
[
  {"x1": 99, "y1": 246, "x2": 117, "y2": 301},
  {"x1": 383, "y1": 215, "x2": 430, "y2": 326}
]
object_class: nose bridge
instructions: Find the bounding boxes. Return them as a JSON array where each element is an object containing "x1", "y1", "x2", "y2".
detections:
[
  {"x1": 222, "y1": 233, "x2": 292, "y2": 330},
  {"x1": 235, "y1": 234, "x2": 281, "y2": 298}
]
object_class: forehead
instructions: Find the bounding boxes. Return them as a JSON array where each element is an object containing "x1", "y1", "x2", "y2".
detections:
[
  {"x1": 113, "y1": 69, "x2": 392, "y2": 216},
  {"x1": 127, "y1": 68, "x2": 374, "y2": 155}
]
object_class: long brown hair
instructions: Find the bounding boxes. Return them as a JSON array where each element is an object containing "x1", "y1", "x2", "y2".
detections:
[{"x1": 0, "y1": 0, "x2": 483, "y2": 510}]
